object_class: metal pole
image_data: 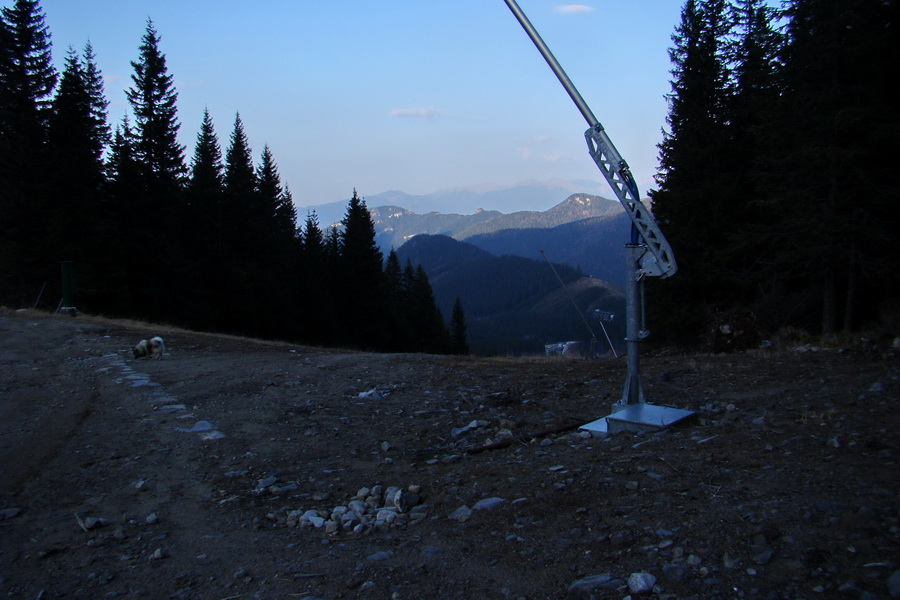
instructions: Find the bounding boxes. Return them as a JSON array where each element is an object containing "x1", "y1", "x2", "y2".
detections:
[
  {"x1": 503, "y1": 0, "x2": 599, "y2": 128},
  {"x1": 619, "y1": 244, "x2": 645, "y2": 406}
]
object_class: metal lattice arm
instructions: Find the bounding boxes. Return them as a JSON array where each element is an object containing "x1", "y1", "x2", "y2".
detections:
[
  {"x1": 503, "y1": 0, "x2": 677, "y2": 279},
  {"x1": 584, "y1": 126, "x2": 677, "y2": 279}
]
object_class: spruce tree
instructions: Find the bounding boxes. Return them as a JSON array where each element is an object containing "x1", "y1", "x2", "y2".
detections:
[
  {"x1": 216, "y1": 112, "x2": 260, "y2": 333},
  {"x1": 383, "y1": 248, "x2": 412, "y2": 351},
  {"x1": 407, "y1": 263, "x2": 450, "y2": 354},
  {"x1": 45, "y1": 43, "x2": 111, "y2": 311},
  {"x1": 649, "y1": 0, "x2": 735, "y2": 343},
  {"x1": 255, "y1": 144, "x2": 297, "y2": 338},
  {"x1": 0, "y1": 0, "x2": 57, "y2": 305},
  {"x1": 450, "y1": 297, "x2": 469, "y2": 355},
  {"x1": 188, "y1": 108, "x2": 224, "y2": 199},
  {"x1": 303, "y1": 211, "x2": 326, "y2": 266},
  {"x1": 183, "y1": 108, "x2": 225, "y2": 328},
  {"x1": 338, "y1": 190, "x2": 386, "y2": 348},
  {"x1": 123, "y1": 19, "x2": 187, "y2": 320},
  {"x1": 94, "y1": 119, "x2": 141, "y2": 315},
  {"x1": 298, "y1": 210, "x2": 336, "y2": 345},
  {"x1": 222, "y1": 112, "x2": 256, "y2": 243},
  {"x1": 126, "y1": 19, "x2": 185, "y2": 194},
  {"x1": 257, "y1": 144, "x2": 297, "y2": 247},
  {"x1": 81, "y1": 41, "x2": 108, "y2": 151},
  {"x1": 766, "y1": 0, "x2": 899, "y2": 333}
]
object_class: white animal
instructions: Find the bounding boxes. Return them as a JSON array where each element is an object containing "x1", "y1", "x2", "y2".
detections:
[{"x1": 132, "y1": 336, "x2": 165, "y2": 360}]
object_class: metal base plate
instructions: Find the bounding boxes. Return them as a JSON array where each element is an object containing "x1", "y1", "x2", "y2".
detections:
[
  {"x1": 580, "y1": 403, "x2": 695, "y2": 437},
  {"x1": 579, "y1": 417, "x2": 610, "y2": 437}
]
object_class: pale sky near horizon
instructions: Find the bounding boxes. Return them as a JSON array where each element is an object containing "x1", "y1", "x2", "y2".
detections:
[{"x1": 38, "y1": 1, "x2": 685, "y2": 210}]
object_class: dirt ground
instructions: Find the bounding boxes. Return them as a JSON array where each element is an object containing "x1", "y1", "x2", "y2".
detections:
[{"x1": 1, "y1": 308, "x2": 898, "y2": 600}]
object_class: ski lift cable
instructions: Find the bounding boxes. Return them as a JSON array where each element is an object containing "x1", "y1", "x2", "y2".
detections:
[{"x1": 539, "y1": 250, "x2": 618, "y2": 358}]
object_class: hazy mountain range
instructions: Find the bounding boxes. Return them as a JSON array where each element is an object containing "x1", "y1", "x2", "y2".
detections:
[{"x1": 297, "y1": 179, "x2": 604, "y2": 229}]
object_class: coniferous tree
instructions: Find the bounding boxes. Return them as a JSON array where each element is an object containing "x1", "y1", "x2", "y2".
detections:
[
  {"x1": 257, "y1": 144, "x2": 297, "y2": 248},
  {"x1": 649, "y1": 0, "x2": 735, "y2": 343},
  {"x1": 186, "y1": 107, "x2": 224, "y2": 252},
  {"x1": 45, "y1": 43, "x2": 111, "y2": 310},
  {"x1": 723, "y1": 0, "x2": 783, "y2": 269},
  {"x1": 337, "y1": 190, "x2": 385, "y2": 348},
  {"x1": 80, "y1": 41, "x2": 107, "y2": 149},
  {"x1": 217, "y1": 112, "x2": 260, "y2": 333},
  {"x1": 254, "y1": 143, "x2": 297, "y2": 338},
  {"x1": 450, "y1": 297, "x2": 469, "y2": 355},
  {"x1": 126, "y1": 19, "x2": 185, "y2": 196},
  {"x1": 383, "y1": 248, "x2": 412, "y2": 351},
  {"x1": 407, "y1": 263, "x2": 450, "y2": 354},
  {"x1": 762, "y1": 0, "x2": 899, "y2": 333},
  {"x1": 188, "y1": 108, "x2": 224, "y2": 200},
  {"x1": 0, "y1": 0, "x2": 57, "y2": 305},
  {"x1": 299, "y1": 210, "x2": 336, "y2": 345},
  {"x1": 302, "y1": 211, "x2": 326, "y2": 267},
  {"x1": 123, "y1": 19, "x2": 187, "y2": 320},
  {"x1": 183, "y1": 108, "x2": 225, "y2": 328},
  {"x1": 222, "y1": 112, "x2": 256, "y2": 242}
]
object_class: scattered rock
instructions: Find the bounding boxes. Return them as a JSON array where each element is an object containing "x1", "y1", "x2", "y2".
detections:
[
  {"x1": 888, "y1": 570, "x2": 900, "y2": 598},
  {"x1": 472, "y1": 497, "x2": 505, "y2": 511},
  {"x1": 448, "y1": 506, "x2": 473, "y2": 523},
  {"x1": 567, "y1": 573, "x2": 619, "y2": 599},
  {"x1": 628, "y1": 571, "x2": 657, "y2": 595},
  {"x1": 0, "y1": 508, "x2": 22, "y2": 520},
  {"x1": 79, "y1": 516, "x2": 111, "y2": 531}
]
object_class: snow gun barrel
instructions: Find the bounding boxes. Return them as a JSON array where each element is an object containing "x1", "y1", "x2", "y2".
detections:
[{"x1": 502, "y1": 0, "x2": 599, "y2": 129}]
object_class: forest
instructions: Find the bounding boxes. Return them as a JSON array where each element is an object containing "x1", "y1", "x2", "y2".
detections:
[
  {"x1": 1, "y1": 0, "x2": 897, "y2": 353},
  {"x1": 649, "y1": 0, "x2": 898, "y2": 345},
  {"x1": 0, "y1": 0, "x2": 465, "y2": 354}
]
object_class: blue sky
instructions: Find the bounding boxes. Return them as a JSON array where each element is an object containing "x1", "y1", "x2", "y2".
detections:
[{"x1": 39, "y1": 1, "x2": 684, "y2": 210}]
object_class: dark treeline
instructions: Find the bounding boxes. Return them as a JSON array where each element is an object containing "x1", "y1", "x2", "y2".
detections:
[
  {"x1": 0, "y1": 1, "x2": 465, "y2": 354},
  {"x1": 650, "y1": 0, "x2": 899, "y2": 345}
]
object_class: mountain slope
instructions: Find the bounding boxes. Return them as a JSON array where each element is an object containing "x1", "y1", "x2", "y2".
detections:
[
  {"x1": 370, "y1": 194, "x2": 627, "y2": 275},
  {"x1": 370, "y1": 206, "x2": 503, "y2": 250},
  {"x1": 464, "y1": 212, "x2": 632, "y2": 287},
  {"x1": 396, "y1": 234, "x2": 625, "y2": 355}
]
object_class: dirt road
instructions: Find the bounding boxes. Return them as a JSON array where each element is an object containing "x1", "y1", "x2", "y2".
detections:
[{"x1": 1, "y1": 309, "x2": 898, "y2": 599}]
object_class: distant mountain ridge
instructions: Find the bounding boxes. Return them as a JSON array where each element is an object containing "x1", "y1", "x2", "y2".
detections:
[
  {"x1": 369, "y1": 193, "x2": 630, "y2": 288},
  {"x1": 296, "y1": 179, "x2": 604, "y2": 229},
  {"x1": 370, "y1": 193, "x2": 623, "y2": 245}
]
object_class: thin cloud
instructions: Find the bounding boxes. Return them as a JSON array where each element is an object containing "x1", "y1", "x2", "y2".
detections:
[
  {"x1": 388, "y1": 107, "x2": 448, "y2": 121},
  {"x1": 554, "y1": 4, "x2": 595, "y2": 14}
]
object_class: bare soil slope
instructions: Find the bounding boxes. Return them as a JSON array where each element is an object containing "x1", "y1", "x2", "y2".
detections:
[{"x1": 1, "y1": 309, "x2": 898, "y2": 600}]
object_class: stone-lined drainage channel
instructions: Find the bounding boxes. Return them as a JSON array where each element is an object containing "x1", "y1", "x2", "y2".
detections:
[{"x1": 98, "y1": 353, "x2": 226, "y2": 441}]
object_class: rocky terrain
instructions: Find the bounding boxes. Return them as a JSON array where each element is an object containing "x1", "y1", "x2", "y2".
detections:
[{"x1": 1, "y1": 309, "x2": 898, "y2": 599}]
